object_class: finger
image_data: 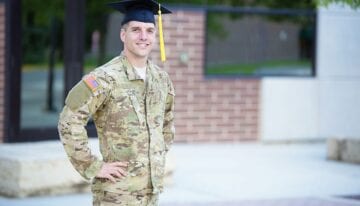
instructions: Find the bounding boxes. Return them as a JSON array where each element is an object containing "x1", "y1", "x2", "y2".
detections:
[
  {"x1": 105, "y1": 174, "x2": 116, "y2": 183},
  {"x1": 111, "y1": 161, "x2": 128, "y2": 167},
  {"x1": 112, "y1": 167, "x2": 127, "y2": 177},
  {"x1": 117, "y1": 168, "x2": 127, "y2": 177},
  {"x1": 118, "y1": 167, "x2": 128, "y2": 177},
  {"x1": 96, "y1": 170, "x2": 107, "y2": 179},
  {"x1": 110, "y1": 169, "x2": 124, "y2": 178}
]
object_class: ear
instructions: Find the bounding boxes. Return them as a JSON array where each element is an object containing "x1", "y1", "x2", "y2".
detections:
[{"x1": 120, "y1": 29, "x2": 125, "y2": 43}]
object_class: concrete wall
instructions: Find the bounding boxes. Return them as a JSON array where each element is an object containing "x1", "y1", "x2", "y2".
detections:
[
  {"x1": 317, "y1": 5, "x2": 360, "y2": 138},
  {"x1": 260, "y1": 4, "x2": 360, "y2": 141},
  {"x1": 261, "y1": 78, "x2": 319, "y2": 141}
]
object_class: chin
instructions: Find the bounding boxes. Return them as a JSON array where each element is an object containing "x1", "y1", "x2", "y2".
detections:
[{"x1": 136, "y1": 51, "x2": 151, "y2": 57}]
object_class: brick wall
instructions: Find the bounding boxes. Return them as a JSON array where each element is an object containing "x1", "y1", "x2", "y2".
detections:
[
  {"x1": 0, "y1": 3, "x2": 5, "y2": 142},
  {"x1": 151, "y1": 9, "x2": 260, "y2": 142}
]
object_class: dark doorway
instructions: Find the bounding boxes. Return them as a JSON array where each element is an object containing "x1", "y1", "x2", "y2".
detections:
[{"x1": 5, "y1": 0, "x2": 99, "y2": 142}]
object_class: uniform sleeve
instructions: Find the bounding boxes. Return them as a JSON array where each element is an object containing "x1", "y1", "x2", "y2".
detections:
[
  {"x1": 58, "y1": 71, "x2": 111, "y2": 180},
  {"x1": 163, "y1": 76, "x2": 175, "y2": 152}
]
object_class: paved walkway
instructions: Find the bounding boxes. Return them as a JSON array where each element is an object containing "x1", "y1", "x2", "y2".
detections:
[{"x1": 1, "y1": 143, "x2": 360, "y2": 206}]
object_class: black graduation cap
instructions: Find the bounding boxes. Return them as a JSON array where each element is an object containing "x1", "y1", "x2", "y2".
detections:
[{"x1": 107, "y1": 0, "x2": 171, "y2": 26}]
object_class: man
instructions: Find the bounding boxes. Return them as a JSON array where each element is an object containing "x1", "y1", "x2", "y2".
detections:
[{"x1": 58, "y1": 0, "x2": 175, "y2": 205}]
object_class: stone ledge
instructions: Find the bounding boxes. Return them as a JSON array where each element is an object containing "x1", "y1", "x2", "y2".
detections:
[
  {"x1": 327, "y1": 138, "x2": 360, "y2": 164},
  {"x1": 0, "y1": 140, "x2": 174, "y2": 197}
]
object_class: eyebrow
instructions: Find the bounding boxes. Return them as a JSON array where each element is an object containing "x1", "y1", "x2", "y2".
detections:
[{"x1": 129, "y1": 26, "x2": 155, "y2": 31}]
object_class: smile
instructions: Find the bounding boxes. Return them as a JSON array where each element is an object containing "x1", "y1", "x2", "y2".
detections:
[{"x1": 136, "y1": 43, "x2": 150, "y2": 48}]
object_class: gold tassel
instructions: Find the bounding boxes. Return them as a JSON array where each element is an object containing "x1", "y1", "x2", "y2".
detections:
[{"x1": 158, "y1": 3, "x2": 166, "y2": 62}]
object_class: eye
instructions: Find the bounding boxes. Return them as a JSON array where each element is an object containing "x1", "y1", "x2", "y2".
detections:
[{"x1": 132, "y1": 27, "x2": 140, "y2": 32}]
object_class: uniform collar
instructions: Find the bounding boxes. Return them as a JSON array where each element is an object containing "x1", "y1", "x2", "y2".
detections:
[{"x1": 119, "y1": 52, "x2": 149, "y2": 81}]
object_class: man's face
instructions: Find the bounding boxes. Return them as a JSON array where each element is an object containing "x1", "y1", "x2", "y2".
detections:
[{"x1": 120, "y1": 21, "x2": 156, "y2": 59}]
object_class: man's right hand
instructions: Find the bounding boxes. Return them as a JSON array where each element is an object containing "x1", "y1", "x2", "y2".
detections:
[{"x1": 96, "y1": 162, "x2": 128, "y2": 183}]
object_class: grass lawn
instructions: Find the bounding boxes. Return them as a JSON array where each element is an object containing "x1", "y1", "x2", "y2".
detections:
[
  {"x1": 21, "y1": 56, "x2": 111, "y2": 72},
  {"x1": 206, "y1": 60, "x2": 311, "y2": 75}
]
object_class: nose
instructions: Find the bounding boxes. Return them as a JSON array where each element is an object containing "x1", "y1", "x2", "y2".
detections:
[{"x1": 139, "y1": 29, "x2": 147, "y2": 40}]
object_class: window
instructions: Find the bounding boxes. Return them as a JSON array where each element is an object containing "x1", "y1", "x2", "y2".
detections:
[{"x1": 205, "y1": 8, "x2": 316, "y2": 77}]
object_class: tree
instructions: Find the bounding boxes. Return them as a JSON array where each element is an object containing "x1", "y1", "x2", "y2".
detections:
[
  {"x1": 164, "y1": 0, "x2": 315, "y2": 9},
  {"x1": 22, "y1": 0, "x2": 110, "y2": 65},
  {"x1": 315, "y1": 0, "x2": 360, "y2": 8},
  {"x1": 21, "y1": 0, "x2": 358, "y2": 65},
  {"x1": 22, "y1": 0, "x2": 64, "y2": 64},
  {"x1": 85, "y1": 0, "x2": 113, "y2": 66},
  {"x1": 164, "y1": 0, "x2": 360, "y2": 8}
]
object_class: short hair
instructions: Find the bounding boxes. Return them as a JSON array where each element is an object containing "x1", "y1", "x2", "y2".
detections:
[{"x1": 121, "y1": 22, "x2": 129, "y2": 31}]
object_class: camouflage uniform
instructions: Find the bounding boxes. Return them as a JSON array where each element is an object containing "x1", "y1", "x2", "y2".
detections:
[{"x1": 58, "y1": 53, "x2": 175, "y2": 206}]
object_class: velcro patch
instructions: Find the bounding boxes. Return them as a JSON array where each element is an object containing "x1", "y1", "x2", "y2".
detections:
[{"x1": 83, "y1": 75, "x2": 99, "y2": 92}]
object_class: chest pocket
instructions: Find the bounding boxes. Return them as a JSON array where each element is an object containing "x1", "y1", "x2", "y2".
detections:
[
  {"x1": 127, "y1": 90, "x2": 145, "y2": 126},
  {"x1": 146, "y1": 80, "x2": 167, "y2": 109},
  {"x1": 110, "y1": 88, "x2": 144, "y2": 126}
]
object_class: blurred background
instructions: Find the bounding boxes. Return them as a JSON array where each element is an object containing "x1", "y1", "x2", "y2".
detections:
[{"x1": 0, "y1": 0, "x2": 359, "y2": 205}]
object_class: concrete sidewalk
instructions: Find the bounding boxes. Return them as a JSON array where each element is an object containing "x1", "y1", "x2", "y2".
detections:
[{"x1": 1, "y1": 143, "x2": 360, "y2": 206}]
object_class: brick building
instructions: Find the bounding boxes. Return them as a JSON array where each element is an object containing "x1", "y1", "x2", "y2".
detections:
[
  {"x1": 150, "y1": 10, "x2": 260, "y2": 142},
  {"x1": 0, "y1": 2, "x2": 260, "y2": 143},
  {"x1": 1, "y1": 1, "x2": 359, "y2": 143}
]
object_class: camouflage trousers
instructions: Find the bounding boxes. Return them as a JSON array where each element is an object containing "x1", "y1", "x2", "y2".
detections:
[{"x1": 92, "y1": 190, "x2": 159, "y2": 206}]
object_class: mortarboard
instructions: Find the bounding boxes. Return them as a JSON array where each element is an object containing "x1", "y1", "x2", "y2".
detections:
[{"x1": 108, "y1": 0, "x2": 172, "y2": 62}]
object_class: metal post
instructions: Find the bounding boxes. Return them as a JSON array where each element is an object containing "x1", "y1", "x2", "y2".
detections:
[
  {"x1": 46, "y1": 17, "x2": 57, "y2": 112},
  {"x1": 4, "y1": 0, "x2": 22, "y2": 142},
  {"x1": 64, "y1": 0, "x2": 85, "y2": 99}
]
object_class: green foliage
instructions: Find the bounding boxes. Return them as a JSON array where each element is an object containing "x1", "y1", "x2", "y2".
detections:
[
  {"x1": 22, "y1": 0, "x2": 64, "y2": 64},
  {"x1": 207, "y1": 60, "x2": 311, "y2": 75},
  {"x1": 165, "y1": 0, "x2": 359, "y2": 8},
  {"x1": 22, "y1": 0, "x2": 111, "y2": 65},
  {"x1": 164, "y1": 0, "x2": 315, "y2": 8},
  {"x1": 22, "y1": 0, "x2": 64, "y2": 26},
  {"x1": 85, "y1": 0, "x2": 112, "y2": 65},
  {"x1": 21, "y1": 0, "x2": 358, "y2": 65},
  {"x1": 166, "y1": 0, "x2": 316, "y2": 42},
  {"x1": 249, "y1": 0, "x2": 316, "y2": 9},
  {"x1": 206, "y1": 13, "x2": 229, "y2": 44},
  {"x1": 315, "y1": 0, "x2": 360, "y2": 8}
]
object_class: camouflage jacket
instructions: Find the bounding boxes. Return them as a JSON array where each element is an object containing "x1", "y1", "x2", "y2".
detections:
[{"x1": 58, "y1": 54, "x2": 175, "y2": 194}]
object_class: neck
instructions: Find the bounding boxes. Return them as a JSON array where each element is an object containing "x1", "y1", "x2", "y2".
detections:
[{"x1": 123, "y1": 50, "x2": 147, "y2": 68}]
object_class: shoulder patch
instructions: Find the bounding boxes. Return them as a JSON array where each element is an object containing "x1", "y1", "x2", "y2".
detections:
[
  {"x1": 65, "y1": 81, "x2": 93, "y2": 111},
  {"x1": 83, "y1": 75, "x2": 99, "y2": 92}
]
